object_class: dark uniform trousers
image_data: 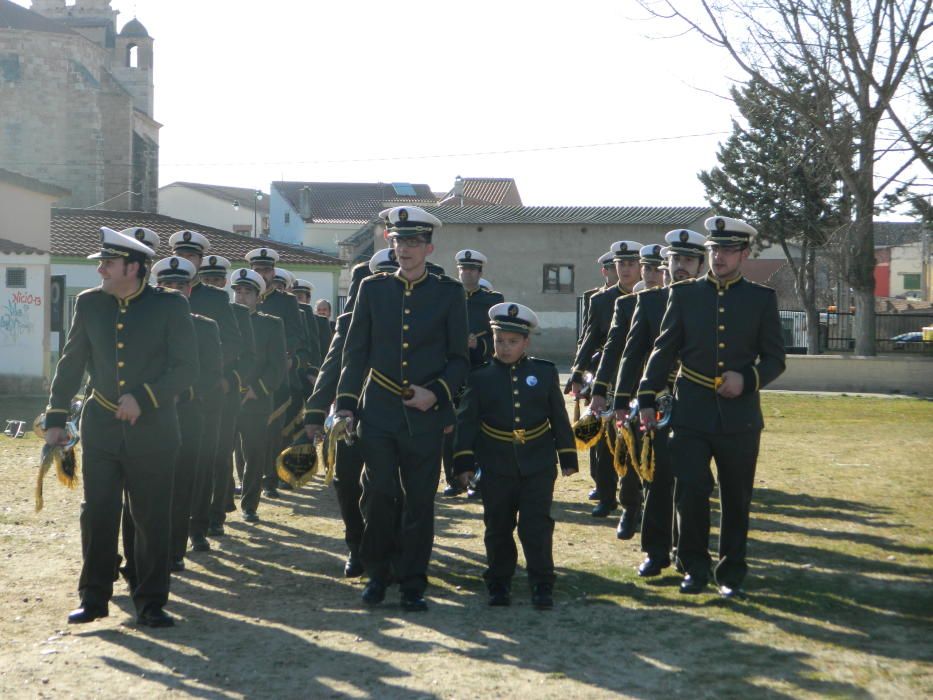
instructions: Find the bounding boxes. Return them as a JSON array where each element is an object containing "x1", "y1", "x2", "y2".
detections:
[
  {"x1": 482, "y1": 466, "x2": 556, "y2": 587},
  {"x1": 640, "y1": 425, "x2": 676, "y2": 561},
  {"x1": 189, "y1": 395, "x2": 223, "y2": 539},
  {"x1": 238, "y1": 409, "x2": 271, "y2": 513},
  {"x1": 209, "y1": 392, "x2": 241, "y2": 526},
  {"x1": 670, "y1": 427, "x2": 759, "y2": 587},
  {"x1": 358, "y1": 420, "x2": 442, "y2": 596},
  {"x1": 122, "y1": 400, "x2": 203, "y2": 572},
  {"x1": 263, "y1": 388, "x2": 290, "y2": 489},
  {"x1": 334, "y1": 439, "x2": 366, "y2": 557}
]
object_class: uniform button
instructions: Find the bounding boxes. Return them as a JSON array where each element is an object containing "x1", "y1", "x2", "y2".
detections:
[
  {"x1": 404, "y1": 309, "x2": 411, "y2": 314},
  {"x1": 116, "y1": 323, "x2": 124, "y2": 330},
  {"x1": 718, "y1": 361, "x2": 725, "y2": 367},
  {"x1": 403, "y1": 325, "x2": 409, "y2": 331},
  {"x1": 719, "y1": 342, "x2": 726, "y2": 349},
  {"x1": 405, "y1": 291, "x2": 412, "y2": 297},
  {"x1": 117, "y1": 342, "x2": 125, "y2": 349},
  {"x1": 512, "y1": 376, "x2": 517, "y2": 382},
  {"x1": 403, "y1": 379, "x2": 410, "y2": 385},
  {"x1": 719, "y1": 325, "x2": 725, "y2": 331},
  {"x1": 402, "y1": 342, "x2": 409, "y2": 349},
  {"x1": 119, "y1": 380, "x2": 126, "y2": 387},
  {"x1": 718, "y1": 291, "x2": 724, "y2": 297},
  {"x1": 402, "y1": 361, "x2": 408, "y2": 367},
  {"x1": 514, "y1": 402, "x2": 521, "y2": 408},
  {"x1": 514, "y1": 417, "x2": 521, "y2": 423},
  {"x1": 719, "y1": 307, "x2": 725, "y2": 313},
  {"x1": 120, "y1": 308, "x2": 126, "y2": 314},
  {"x1": 117, "y1": 361, "x2": 125, "y2": 368},
  {"x1": 513, "y1": 389, "x2": 519, "y2": 395}
]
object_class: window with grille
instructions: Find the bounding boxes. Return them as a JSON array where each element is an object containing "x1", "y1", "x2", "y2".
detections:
[
  {"x1": 543, "y1": 264, "x2": 574, "y2": 293},
  {"x1": 5, "y1": 268, "x2": 26, "y2": 288}
]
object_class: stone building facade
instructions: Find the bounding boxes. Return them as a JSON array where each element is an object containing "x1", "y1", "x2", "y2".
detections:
[{"x1": 0, "y1": 0, "x2": 158, "y2": 211}]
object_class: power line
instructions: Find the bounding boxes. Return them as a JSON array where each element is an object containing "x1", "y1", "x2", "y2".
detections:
[{"x1": 2, "y1": 131, "x2": 730, "y2": 169}]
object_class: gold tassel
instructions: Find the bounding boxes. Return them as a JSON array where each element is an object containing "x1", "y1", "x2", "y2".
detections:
[
  {"x1": 573, "y1": 398, "x2": 581, "y2": 423},
  {"x1": 615, "y1": 422, "x2": 638, "y2": 478},
  {"x1": 638, "y1": 430, "x2": 656, "y2": 483}
]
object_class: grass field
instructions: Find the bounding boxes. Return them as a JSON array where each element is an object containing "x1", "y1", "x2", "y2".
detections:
[{"x1": 0, "y1": 392, "x2": 930, "y2": 698}]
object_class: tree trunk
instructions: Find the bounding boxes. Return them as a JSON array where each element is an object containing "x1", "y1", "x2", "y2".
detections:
[
  {"x1": 851, "y1": 136, "x2": 877, "y2": 356},
  {"x1": 803, "y1": 245, "x2": 821, "y2": 354}
]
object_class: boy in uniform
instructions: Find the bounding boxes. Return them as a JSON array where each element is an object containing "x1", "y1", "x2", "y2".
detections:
[{"x1": 454, "y1": 303, "x2": 578, "y2": 609}]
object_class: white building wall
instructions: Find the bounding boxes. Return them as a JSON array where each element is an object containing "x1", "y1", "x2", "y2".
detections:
[
  {"x1": 158, "y1": 186, "x2": 268, "y2": 236},
  {"x1": 889, "y1": 242, "x2": 922, "y2": 296},
  {"x1": 0, "y1": 253, "x2": 50, "y2": 378}
]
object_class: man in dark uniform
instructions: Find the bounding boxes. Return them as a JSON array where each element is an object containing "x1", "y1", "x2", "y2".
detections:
[
  {"x1": 573, "y1": 250, "x2": 616, "y2": 502},
  {"x1": 454, "y1": 303, "x2": 578, "y2": 609},
  {"x1": 589, "y1": 242, "x2": 663, "y2": 536},
  {"x1": 198, "y1": 255, "x2": 258, "y2": 520},
  {"x1": 614, "y1": 230, "x2": 706, "y2": 576},
  {"x1": 638, "y1": 216, "x2": 786, "y2": 598},
  {"x1": 568, "y1": 240, "x2": 642, "y2": 518},
  {"x1": 169, "y1": 231, "x2": 241, "y2": 550},
  {"x1": 293, "y1": 279, "x2": 333, "y2": 361},
  {"x1": 136, "y1": 256, "x2": 222, "y2": 573},
  {"x1": 330, "y1": 206, "x2": 469, "y2": 612},
  {"x1": 230, "y1": 268, "x2": 288, "y2": 521},
  {"x1": 44, "y1": 228, "x2": 198, "y2": 627},
  {"x1": 246, "y1": 248, "x2": 309, "y2": 498},
  {"x1": 441, "y1": 249, "x2": 504, "y2": 498},
  {"x1": 303, "y1": 248, "x2": 399, "y2": 578}
]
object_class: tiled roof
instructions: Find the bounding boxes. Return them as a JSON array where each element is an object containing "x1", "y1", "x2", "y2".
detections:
[
  {"x1": 0, "y1": 167, "x2": 70, "y2": 197},
  {"x1": 161, "y1": 182, "x2": 270, "y2": 214},
  {"x1": 274, "y1": 181, "x2": 437, "y2": 224},
  {"x1": 0, "y1": 237, "x2": 47, "y2": 255},
  {"x1": 0, "y1": 0, "x2": 76, "y2": 35},
  {"x1": 425, "y1": 205, "x2": 711, "y2": 226},
  {"x1": 874, "y1": 221, "x2": 925, "y2": 248},
  {"x1": 50, "y1": 209, "x2": 340, "y2": 266},
  {"x1": 438, "y1": 177, "x2": 523, "y2": 206}
]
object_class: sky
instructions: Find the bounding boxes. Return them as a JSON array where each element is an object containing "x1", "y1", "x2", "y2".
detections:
[{"x1": 15, "y1": 0, "x2": 924, "y2": 214}]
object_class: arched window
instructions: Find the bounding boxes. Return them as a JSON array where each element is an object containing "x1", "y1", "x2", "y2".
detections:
[{"x1": 127, "y1": 44, "x2": 138, "y2": 68}]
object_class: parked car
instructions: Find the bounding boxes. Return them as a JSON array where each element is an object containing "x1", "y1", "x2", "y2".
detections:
[{"x1": 891, "y1": 331, "x2": 923, "y2": 349}]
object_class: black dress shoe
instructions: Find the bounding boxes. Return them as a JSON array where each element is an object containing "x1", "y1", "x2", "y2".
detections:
[
  {"x1": 170, "y1": 558, "x2": 186, "y2": 573},
  {"x1": 67, "y1": 604, "x2": 109, "y2": 624},
  {"x1": 637, "y1": 557, "x2": 671, "y2": 577},
  {"x1": 361, "y1": 579, "x2": 387, "y2": 606},
  {"x1": 400, "y1": 590, "x2": 428, "y2": 612},
  {"x1": 679, "y1": 574, "x2": 709, "y2": 595},
  {"x1": 466, "y1": 487, "x2": 481, "y2": 500},
  {"x1": 344, "y1": 556, "x2": 365, "y2": 578},
  {"x1": 233, "y1": 485, "x2": 242, "y2": 496},
  {"x1": 442, "y1": 484, "x2": 464, "y2": 497},
  {"x1": 487, "y1": 583, "x2": 511, "y2": 607},
  {"x1": 119, "y1": 565, "x2": 138, "y2": 591},
  {"x1": 137, "y1": 606, "x2": 175, "y2": 628},
  {"x1": 207, "y1": 523, "x2": 225, "y2": 537},
  {"x1": 242, "y1": 510, "x2": 259, "y2": 523},
  {"x1": 615, "y1": 508, "x2": 640, "y2": 540},
  {"x1": 587, "y1": 488, "x2": 600, "y2": 501},
  {"x1": 718, "y1": 584, "x2": 747, "y2": 600},
  {"x1": 263, "y1": 488, "x2": 280, "y2": 499},
  {"x1": 190, "y1": 535, "x2": 211, "y2": 552},
  {"x1": 591, "y1": 501, "x2": 618, "y2": 518},
  {"x1": 531, "y1": 584, "x2": 554, "y2": 610}
]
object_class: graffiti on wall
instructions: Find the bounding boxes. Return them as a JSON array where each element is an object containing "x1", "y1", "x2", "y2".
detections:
[{"x1": 0, "y1": 291, "x2": 41, "y2": 344}]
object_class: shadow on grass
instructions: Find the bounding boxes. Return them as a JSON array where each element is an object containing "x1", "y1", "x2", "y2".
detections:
[{"x1": 76, "y1": 479, "x2": 908, "y2": 698}]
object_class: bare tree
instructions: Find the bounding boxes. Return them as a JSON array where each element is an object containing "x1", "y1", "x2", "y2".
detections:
[{"x1": 640, "y1": 0, "x2": 932, "y2": 354}]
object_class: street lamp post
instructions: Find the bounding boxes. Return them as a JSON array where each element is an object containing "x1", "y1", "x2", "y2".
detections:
[{"x1": 232, "y1": 190, "x2": 265, "y2": 237}]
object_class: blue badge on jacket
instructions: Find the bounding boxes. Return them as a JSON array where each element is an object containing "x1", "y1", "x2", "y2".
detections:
[{"x1": 526, "y1": 376, "x2": 538, "y2": 387}]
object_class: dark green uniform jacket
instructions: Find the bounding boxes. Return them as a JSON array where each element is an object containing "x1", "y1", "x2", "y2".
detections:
[
  {"x1": 46, "y1": 284, "x2": 198, "y2": 455},
  {"x1": 613, "y1": 287, "x2": 671, "y2": 409},
  {"x1": 189, "y1": 281, "x2": 239, "y2": 384},
  {"x1": 240, "y1": 312, "x2": 287, "y2": 415},
  {"x1": 454, "y1": 357, "x2": 577, "y2": 476},
  {"x1": 258, "y1": 288, "x2": 308, "y2": 363},
  {"x1": 592, "y1": 292, "x2": 638, "y2": 398},
  {"x1": 466, "y1": 287, "x2": 505, "y2": 367},
  {"x1": 298, "y1": 303, "x2": 323, "y2": 371},
  {"x1": 637, "y1": 274, "x2": 786, "y2": 433},
  {"x1": 335, "y1": 269, "x2": 469, "y2": 434},
  {"x1": 578, "y1": 286, "x2": 603, "y2": 345},
  {"x1": 571, "y1": 284, "x2": 628, "y2": 381},
  {"x1": 315, "y1": 314, "x2": 333, "y2": 358},
  {"x1": 230, "y1": 302, "x2": 257, "y2": 393},
  {"x1": 189, "y1": 315, "x2": 222, "y2": 401}
]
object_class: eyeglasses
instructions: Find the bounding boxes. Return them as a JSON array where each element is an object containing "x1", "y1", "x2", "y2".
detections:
[{"x1": 391, "y1": 237, "x2": 428, "y2": 248}]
